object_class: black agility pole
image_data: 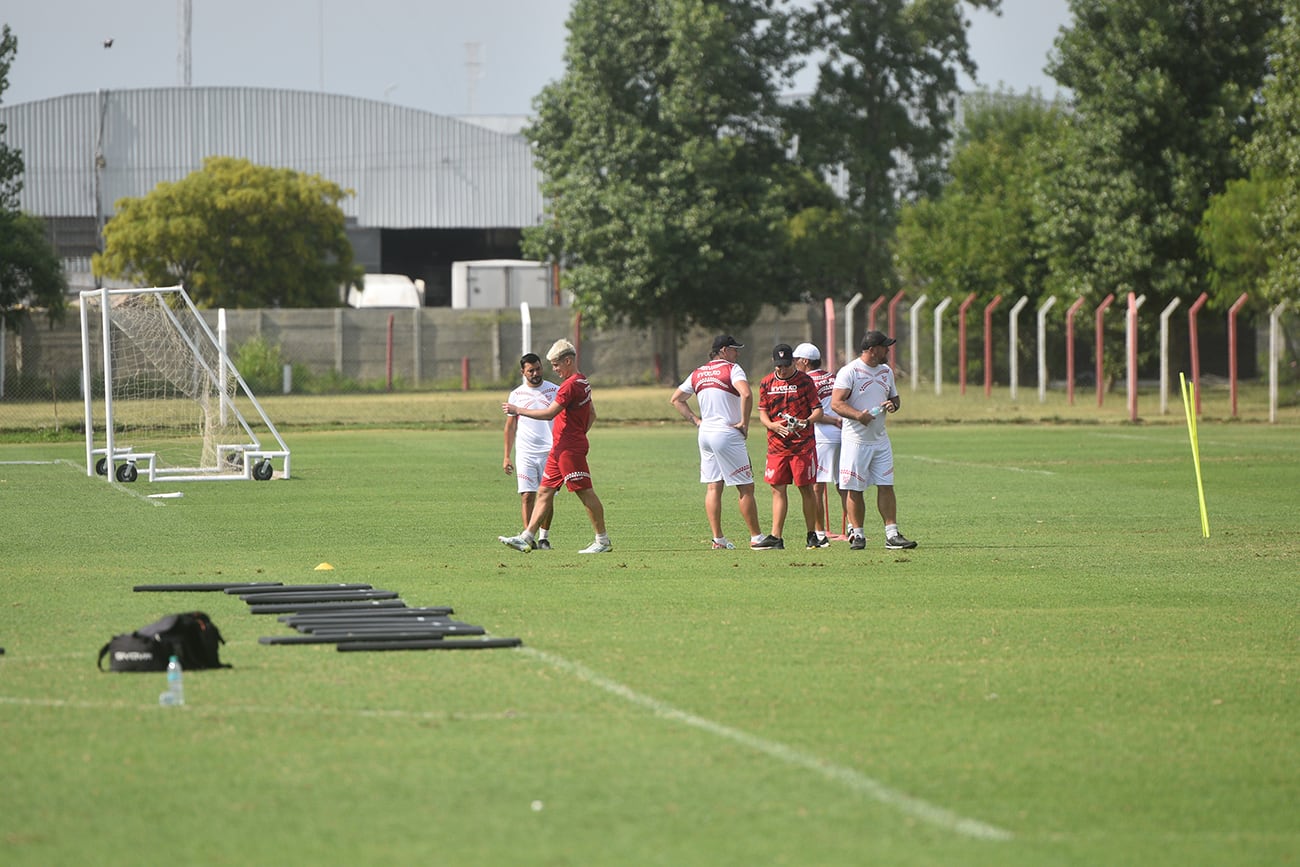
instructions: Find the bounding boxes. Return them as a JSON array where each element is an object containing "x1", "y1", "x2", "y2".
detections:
[
  {"x1": 337, "y1": 637, "x2": 523, "y2": 651},
  {"x1": 135, "y1": 582, "x2": 285, "y2": 592},
  {"x1": 225, "y1": 583, "x2": 373, "y2": 595},
  {"x1": 237, "y1": 590, "x2": 400, "y2": 603}
]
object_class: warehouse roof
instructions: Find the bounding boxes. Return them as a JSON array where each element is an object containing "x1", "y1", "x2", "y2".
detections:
[{"x1": 0, "y1": 87, "x2": 544, "y2": 229}]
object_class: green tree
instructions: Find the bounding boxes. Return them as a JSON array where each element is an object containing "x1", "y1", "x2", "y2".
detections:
[
  {"x1": 95, "y1": 156, "x2": 359, "y2": 308},
  {"x1": 895, "y1": 90, "x2": 1066, "y2": 303},
  {"x1": 786, "y1": 0, "x2": 1001, "y2": 299},
  {"x1": 0, "y1": 25, "x2": 68, "y2": 332},
  {"x1": 1242, "y1": 0, "x2": 1300, "y2": 307},
  {"x1": 1197, "y1": 171, "x2": 1277, "y2": 306},
  {"x1": 1040, "y1": 0, "x2": 1281, "y2": 305},
  {"x1": 522, "y1": 0, "x2": 811, "y2": 354}
]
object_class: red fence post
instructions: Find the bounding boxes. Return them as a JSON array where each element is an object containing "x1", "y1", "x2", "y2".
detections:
[
  {"x1": 887, "y1": 290, "x2": 906, "y2": 368},
  {"x1": 1187, "y1": 292, "x2": 1208, "y2": 415},
  {"x1": 823, "y1": 298, "x2": 837, "y2": 371},
  {"x1": 868, "y1": 295, "x2": 886, "y2": 333},
  {"x1": 461, "y1": 356, "x2": 470, "y2": 391},
  {"x1": 1065, "y1": 296, "x2": 1087, "y2": 405},
  {"x1": 1228, "y1": 292, "x2": 1249, "y2": 418},
  {"x1": 983, "y1": 294, "x2": 1003, "y2": 397},
  {"x1": 957, "y1": 293, "x2": 977, "y2": 395},
  {"x1": 1094, "y1": 293, "x2": 1115, "y2": 407}
]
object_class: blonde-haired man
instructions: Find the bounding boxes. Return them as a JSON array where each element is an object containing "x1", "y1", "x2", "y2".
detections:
[{"x1": 499, "y1": 339, "x2": 611, "y2": 553}]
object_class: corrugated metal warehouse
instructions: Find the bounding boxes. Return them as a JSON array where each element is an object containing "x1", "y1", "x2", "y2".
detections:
[{"x1": 0, "y1": 87, "x2": 545, "y2": 305}]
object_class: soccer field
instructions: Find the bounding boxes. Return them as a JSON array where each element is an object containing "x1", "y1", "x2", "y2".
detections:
[{"x1": 1, "y1": 416, "x2": 1297, "y2": 865}]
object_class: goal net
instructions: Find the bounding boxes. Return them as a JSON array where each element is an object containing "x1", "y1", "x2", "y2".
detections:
[{"x1": 80, "y1": 286, "x2": 291, "y2": 482}]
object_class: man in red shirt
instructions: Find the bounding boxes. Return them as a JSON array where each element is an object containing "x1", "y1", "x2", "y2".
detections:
[
  {"x1": 499, "y1": 339, "x2": 611, "y2": 554},
  {"x1": 755, "y1": 343, "x2": 824, "y2": 551}
]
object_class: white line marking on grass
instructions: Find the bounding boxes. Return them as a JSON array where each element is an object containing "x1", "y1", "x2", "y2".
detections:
[
  {"x1": 911, "y1": 455, "x2": 1055, "y2": 476},
  {"x1": 519, "y1": 646, "x2": 1013, "y2": 842}
]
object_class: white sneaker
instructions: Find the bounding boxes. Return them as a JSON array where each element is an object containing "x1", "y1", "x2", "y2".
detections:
[
  {"x1": 579, "y1": 540, "x2": 612, "y2": 554},
  {"x1": 499, "y1": 534, "x2": 535, "y2": 552}
]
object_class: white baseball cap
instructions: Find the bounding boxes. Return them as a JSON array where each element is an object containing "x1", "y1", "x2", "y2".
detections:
[{"x1": 792, "y1": 342, "x2": 820, "y2": 361}]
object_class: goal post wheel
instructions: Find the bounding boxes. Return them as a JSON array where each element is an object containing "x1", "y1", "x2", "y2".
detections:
[
  {"x1": 115, "y1": 462, "x2": 138, "y2": 483},
  {"x1": 253, "y1": 460, "x2": 274, "y2": 481},
  {"x1": 95, "y1": 457, "x2": 109, "y2": 475}
]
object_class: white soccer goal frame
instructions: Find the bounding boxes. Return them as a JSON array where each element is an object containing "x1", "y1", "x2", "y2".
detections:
[{"x1": 80, "y1": 285, "x2": 291, "y2": 483}]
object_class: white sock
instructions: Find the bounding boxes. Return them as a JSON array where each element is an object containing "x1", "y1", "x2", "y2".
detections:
[
  {"x1": 537, "y1": 529, "x2": 549, "y2": 540},
  {"x1": 816, "y1": 531, "x2": 828, "y2": 541},
  {"x1": 751, "y1": 534, "x2": 764, "y2": 543},
  {"x1": 596, "y1": 533, "x2": 610, "y2": 545},
  {"x1": 521, "y1": 530, "x2": 535, "y2": 543},
  {"x1": 850, "y1": 527, "x2": 864, "y2": 539},
  {"x1": 885, "y1": 523, "x2": 899, "y2": 539}
]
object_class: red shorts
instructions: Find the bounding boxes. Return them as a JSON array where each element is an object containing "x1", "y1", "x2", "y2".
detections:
[
  {"x1": 542, "y1": 449, "x2": 593, "y2": 492},
  {"x1": 764, "y1": 450, "x2": 817, "y2": 487}
]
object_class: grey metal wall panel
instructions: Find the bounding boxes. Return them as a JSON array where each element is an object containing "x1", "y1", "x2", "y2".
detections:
[{"x1": 1, "y1": 88, "x2": 545, "y2": 229}]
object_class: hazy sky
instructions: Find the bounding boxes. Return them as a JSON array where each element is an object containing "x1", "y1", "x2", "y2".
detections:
[{"x1": 3, "y1": 0, "x2": 1071, "y2": 116}]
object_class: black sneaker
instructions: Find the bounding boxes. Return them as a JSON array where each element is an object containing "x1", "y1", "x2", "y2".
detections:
[
  {"x1": 751, "y1": 535, "x2": 784, "y2": 551},
  {"x1": 849, "y1": 534, "x2": 866, "y2": 551},
  {"x1": 885, "y1": 533, "x2": 918, "y2": 550},
  {"x1": 535, "y1": 538, "x2": 552, "y2": 550},
  {"x1": 806, "y1": 532, "x2": 830, "y2": 550}
]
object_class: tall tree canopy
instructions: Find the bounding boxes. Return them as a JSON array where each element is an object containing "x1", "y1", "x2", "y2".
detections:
[
  {"x1": 786, "y1": 0, "x2": 1000, "y2": 298},
  {"x1": 524, "y1": 0, "x2": 993, "y2": 348},
  {"x1": 523, "y1": 0, "x2": 806, "y2": 342},
  {"x1": 1241, "y1": 0, "x2": 1300, "y2": 307},
  {"x1": 1040, "y1": 0, "x2": 1281, "y2": 303},
  {"x1": 95, "y1": 156, "x2": 358, "y2": 308},
  {"x1": 0, "y1": 25, "x2": 68, "y2": 332},
  {"x1": 895, "y1": 91, "x2": 1066, "y2": 303}
]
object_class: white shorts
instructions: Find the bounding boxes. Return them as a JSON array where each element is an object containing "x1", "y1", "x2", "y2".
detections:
[
  {"x1": 698, "y1": 426, "x2": 755, "y2": 486},
  {"x1": 838, "y1": 438, "x2": 895, "y2": 491},
  {"x1": 515, "y1": 450, "x2": 549, "y2": 494},
  {"x1": 815, "y1": 440, "x2": 840, "y2": 485}
]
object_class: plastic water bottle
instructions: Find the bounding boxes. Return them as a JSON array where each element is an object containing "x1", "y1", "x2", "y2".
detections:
[
  {"x1": 868, "y1": 404, "x2": 886, "y2": 418},
  {"x1": 160, "y1": 655, "x2": 185, "y2": 706}
]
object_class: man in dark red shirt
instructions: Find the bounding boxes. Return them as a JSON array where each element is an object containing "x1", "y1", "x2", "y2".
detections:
[
  {"x1": 499, "y1": 339, "x2": 611, "y2": 554},
  {"x1": 755, "y1": 343, "x2": 824, "y2": 550}
]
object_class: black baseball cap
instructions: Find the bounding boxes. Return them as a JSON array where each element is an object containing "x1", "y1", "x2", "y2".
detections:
[
  {"x1": 712, "y1": 334, "x2": 744, "y2": 353},
  {"x1": 772, "y1": 343, "x2": 794, "y2": 365},
  {"x1": 861, "y1": 330, "x2": 897, "y2": 351}
]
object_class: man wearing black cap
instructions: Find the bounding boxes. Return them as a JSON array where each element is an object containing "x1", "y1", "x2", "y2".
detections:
[
  {"x1": 670, "y1": 335, "x2": 764, "y2": 550},
  {"x1": 830, "y1": 331, "x2": 918, "y2": 550},
  {"x1": 755, "y1": 343, "x2": 824, "y2": 550}
]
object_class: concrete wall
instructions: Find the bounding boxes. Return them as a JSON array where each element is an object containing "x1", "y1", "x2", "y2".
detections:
[{"x1": 1, "y1": 302, "x2": 829, "y2": 396}]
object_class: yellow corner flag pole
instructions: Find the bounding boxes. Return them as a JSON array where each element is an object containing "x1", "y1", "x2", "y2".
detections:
[{"x1": 1179, "y1": 373, "x2": 1211, "y2": 538}]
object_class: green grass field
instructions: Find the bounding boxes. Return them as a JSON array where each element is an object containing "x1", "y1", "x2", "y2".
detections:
[{"x1": 1, "y1": 392, "x2": 1297, "y2": 866}]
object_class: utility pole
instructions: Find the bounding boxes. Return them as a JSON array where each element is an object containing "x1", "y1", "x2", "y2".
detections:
[
  {"x1": 178, "y1": 0, "x2": 192, "y2": 87},
  {"x1": 465, "y1": 42, "x2": 482, "y2": 114}
]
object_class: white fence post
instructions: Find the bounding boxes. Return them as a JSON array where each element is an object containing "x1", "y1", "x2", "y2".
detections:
[
  {"x1": 1036, "y1": 296, "x2": 1057, "y2": 403},
  {"x1": 1270, "y1": 301, "x2": 1289, "y2": 424},
  {"x1": 933, "y1": 296, "x2": 952, "y2": 395},
  {"x1": 1008, "y1": 296, "x2": 1030, "y2": 401},
  {"x1": 908, "y1": 294, "x2": 928, "y2": 391}
]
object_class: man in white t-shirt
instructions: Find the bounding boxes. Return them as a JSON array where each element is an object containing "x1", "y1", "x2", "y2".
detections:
[
  {"x1": 503, "y1": 353, "x2": 560, "y2": 549},
  {"x1": 670, "y1": 334, "x2": 763, "y2": 550},
  {"x1": 793, "y1": 342, "x2": 844, "y2": 548},
  {"x1": 830, "y1": 331, "x2": 918, "y2": 551}
]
